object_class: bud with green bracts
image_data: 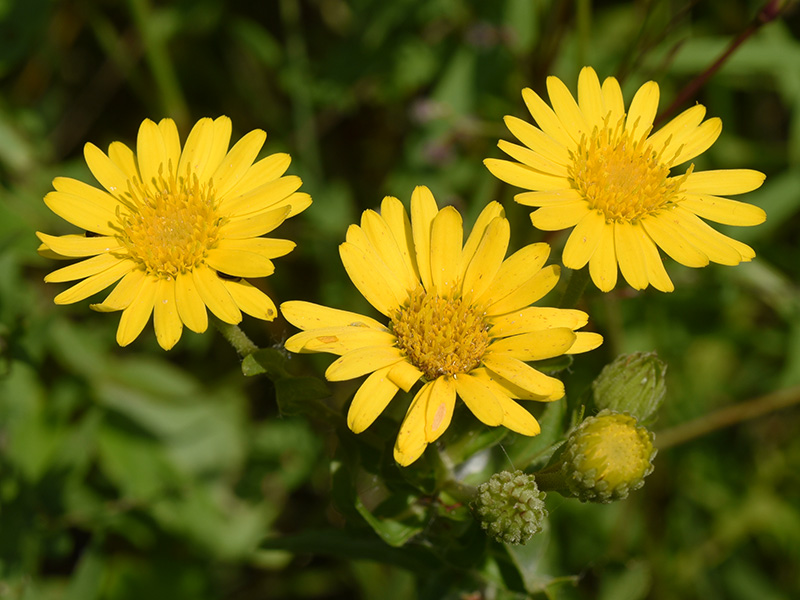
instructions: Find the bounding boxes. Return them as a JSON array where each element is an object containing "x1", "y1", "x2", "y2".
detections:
[
  {"x1": 535, "y1": 410, "x2": 657, "y2": 503},
  {"x1": 472, "y1": 470, "x2": 548, "y2": 545},
  {"x1": 593, "y1": 352, "x2": 667, "y2": 423}
]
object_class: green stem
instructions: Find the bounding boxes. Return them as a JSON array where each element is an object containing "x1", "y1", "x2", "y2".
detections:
[
  {"x1": 441, "y1": 480, "x2": 478, "y2": 505},
  {"x1": 212, "y1": 319, "x2": 259, "y2": 358},
  {"x1": 530, "y1": 464, "x2": 568, "y2": 494},
  {"x1": 128, "y1": 0, "x2": 188, "y2": 127},
  {"x1": 655, "y1": 384, "x2": 800, "y2": 450},
  {"x1": 559, "y1": 267, "x2": 591, "y2": 308},
  {"x1": 575, "y1": 0, "x2": 592, "y2": 70}
]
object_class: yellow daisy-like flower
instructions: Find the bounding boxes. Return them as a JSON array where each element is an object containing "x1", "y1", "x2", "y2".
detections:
[
  {"x1": 281, "y1": 186, "x2": 602, "y2": 466},
  {"x1": 485, "y1": 66, "x2": 767, "y2": 292},
  {"x1": 38, "y1": 116, "x2": 310, "y2": 350}
]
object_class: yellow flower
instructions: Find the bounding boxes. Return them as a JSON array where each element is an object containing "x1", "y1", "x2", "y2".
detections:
[
  {"x1": 281, "y1": 186, "x2": 602, "y2": 466},
  {"x1": 485, "y1": 66, "x2": 766, "y2": 292},
  {"x1": 38, "y1": 116, "x2": 310, "y2": 350}
]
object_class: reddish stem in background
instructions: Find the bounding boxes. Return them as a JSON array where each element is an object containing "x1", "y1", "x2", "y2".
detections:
[{"x1": 654, "y1": 0, "x2": 787, "y2": 127}]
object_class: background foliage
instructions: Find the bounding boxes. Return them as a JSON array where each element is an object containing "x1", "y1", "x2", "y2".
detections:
[{"x1": 2, "y1": 0, "x2": 800, "y2": 598}]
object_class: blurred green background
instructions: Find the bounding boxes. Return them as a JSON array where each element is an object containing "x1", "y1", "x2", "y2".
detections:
[{"x1": 2, "y1": 0, "x2": 800, "y2": 598}]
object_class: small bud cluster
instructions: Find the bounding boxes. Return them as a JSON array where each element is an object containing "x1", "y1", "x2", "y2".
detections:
[{"x1": 473, "y1": 470, "x2": 547, "y2": 545}]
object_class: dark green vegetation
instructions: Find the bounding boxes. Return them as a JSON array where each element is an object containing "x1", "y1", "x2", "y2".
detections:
[{"x1": 1, "y1": 1, "x2": 799, "y2": 598}]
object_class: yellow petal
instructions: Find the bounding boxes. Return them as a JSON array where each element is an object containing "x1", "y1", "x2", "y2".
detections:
[
  {"x1": 280, "y1": 301, "x2": 387, "y2": 331},
  {"x1": 498, "y1": 395, "x2": 541, "y2": 436},
  {"x1": 566, "y1": 332, "x2": 604, "y2": 354},
  {"x1": 488, "y1": 307, "x2": 588, "y2": 337},
  {"x1": 460, "y1": 201, "x2": 505, "y2": 274},
  {"x1": 206, "y1": 248, "x2": 275, "y2": 278},
  {"x1": 175, "y1": 271, "x2": 208, "y2": 333},
  {"x1": 158, "y1": 118, "x2": 181, "y2": 171},
  {"x1": 215, "y1": 237, "x2": 295, "y2": 259},
  {"x1": 222, "y1": 176, "x2": 303, "y2": 216},
  {"x1": 198, "y1": 116, "x2": 233, "y2": 182},
  {"x1": 646, "y1": 105, "x2": 706, "y2": 160},
  {"x1": 521, "y1": 87, "x2": 576, "y2": 149},
  {"x1": 228, "y1": 153, "x2": 292, "y2": 197},
  {"x1": 461, "y1": 217, "x2": 509, "y2": 301},
  {"x1": 347, "y1": 366, "x2": 399, "y2": 433},
  {"x1": 530, "y1": 201, "x2": 590, "y2": 231},
  {"x1": 359, "y1": 210, "x2": 418, "y2": 293},
  {"x1": 547, "y1": 74, "x2": 587, "y2": 139},
  {"x1": 497, "y1": 140, "x2": 569, "y2": 177},
  {"x1": 90, "y1": 268, "x2": 147, "y2": 312},
  {"x1": 477, "y1": 243, "x2": 551, "y2": 308},
  {"x1": 192, "y1": 265, "x2": 242, "y2": 324},
  {"x1": 213, "y1": 129, "x2": 266, "y2": 197},
  {"x1": 680, "y1": 194, "x2": 766, "y2": 226},
  {"x1": 514, "y1": 188, "x2": 582, "y2": 207},
  {"x1": 45, "y1": 252, "x2": 121, "y2": 283},
  {"x1": 221, "y1": 206, "x2": 289, "y2": 239},
  {"x1": 394, "y1": 384, "x2": 432, "y2": 466},
  {"x1": 279, "y1": 191, "x2": 312, "y2": 218},
  {"x1": 429, "y1": 206, "x2": 463, "y2": 296},
  {"x1": 638, "y1": 229, "x2": 674, "y2": 293},
  {"x1": 668, "y1": 117, "x2": 722, "y2": 167},
  {"x1": 453, "y1": 373, "x2": 503, "y2": 426},
  {"x1": 625, "y1": 81, "x2": 659, "y2": 142},
  {"x1": 425, "y1": 376, "x2": 456, "y2": 442},
  {"x1": 601, "y1": 77, "x2": 625, "y2": 125},
  {"x1": 45, "y1": 178, "x2": 124, "y2": 235},
  {"x1": 108, "y1": 141, "x2": 138, "y2": 180},
  {"x1": 177, "y1": 118, "x2": 214, "y2": 180},
  {"x1": 37, "y1": 233, "x2": 121, "y2": 258},
  {"x1": 380, "y1": 195, "x2": 419, "y2": 282},
  {"x1": 577, "y1": 66, "x2": 604, "y2": 127},
  {"x1": 116, "y1": 277, "x2": 157, "y2": 346},
  {"x1": 487, "y1": 264, "x2": 560, "y2": 316},
  {"x1": 487, "y1": 327, "x2": 576, "y2": 361},
  {"x1": 561, "y1": 210, "x2": 606, "y2": 270},
  {"x1": 223, "y1": 279, "x2": 278, "y2": 321},
  {"x1": 53, "y1": 259, "x2": 135, "y2": 305},
  {"x1": 153, "y1": 278, "x2": 183, "y2": 350},
  {"x1": 642, "y1": 213, "x2": 709, "y2": 268},
  {"x1": 136, "y1": 118, "x2": 167, "y2": 186},
  {"x1": 410, "y1": 185, "x2": 438, "y2": 290},
  {"x1": 339, "y1": 241, "x2": 406, "y2": 317},
  {"x1": 482, "y1": 355, "x2": 564, "y2": 400},
  {"x1": 325, "y1": 346, "x2": 405, "y2": 381},
  {"x1": 682, "y1": 169, "x2": 766, "y2": 196},
  {"x1": 471, "y1": 367, "x2": 556, "y2": 402},
  {"x1": 589, "y1": 222, "x2": 618, "y2": 292},
  {"x1": 614, "y1": 221, "x2": 649, "y2": 290},
  {"x1": 83, "y1": 143, "x2": 130, "y2": 197},
  {"x1": 503, "y1": 115, "x2": 571, "y2": 166},
  {"x1": 285, "y1": 326, "x2": 396, "y2": 355},
  {"x1": 483, "y1": 158, "x2": 571, "y2": 191},
  {"x1": 387, "y1": 360, "x2": 423, "y2": 392},
  {"x1": 669, "y1": 206, "x2": 749, "y2": 265}
]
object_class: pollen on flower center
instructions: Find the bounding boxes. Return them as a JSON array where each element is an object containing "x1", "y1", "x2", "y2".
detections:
[
  {"x1": 392, "y1": 285, "x2": 489, "y2": 380},
  {"x1": 570, "y1": 119, "x2": 684, "y2": 223},
  {"x1": 119, "y1": 170, "x2": 222, "y2": 278}
]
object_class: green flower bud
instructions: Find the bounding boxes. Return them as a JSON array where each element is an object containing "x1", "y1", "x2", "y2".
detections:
[
  {"x1": 559, "y1": 410, "x2": 656, "y2": 503},
  {"x1": 593, "y1": 352, "x2": 667, "y2": 422},
  {"x1": 473, "y1": 470, "x2": 547, "y2": 545}
]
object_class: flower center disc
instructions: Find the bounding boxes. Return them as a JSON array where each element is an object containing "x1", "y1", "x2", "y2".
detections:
[
  {"x1": 392, "y1": 286, "x2": 489, "y2": 380},
  {"x1": 120, "y1": 172, "x2": 222, "y2": 278},
  {"x1": 570, "y1": 121, "x2": 683, "y2": 223},
  {"x1": 583, "y1": 421, "x2": 648, "y2": 487}
]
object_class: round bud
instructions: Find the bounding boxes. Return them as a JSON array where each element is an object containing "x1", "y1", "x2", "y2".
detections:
[{"x1": 473, "y1": 470, "x2": 548, "y2": 545}]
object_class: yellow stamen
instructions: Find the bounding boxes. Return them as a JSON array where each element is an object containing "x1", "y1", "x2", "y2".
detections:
[
  {"x1": 570, "y1": 118, "x2": 685, "y2": 223},
  {"x1": 119, "y1": 167, "x2": 222, "y2": 278},
  {"x1": 392, "y1": 286, "x2": 489, "y2": 380}
]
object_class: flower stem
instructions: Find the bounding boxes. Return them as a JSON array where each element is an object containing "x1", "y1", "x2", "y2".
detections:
[
  {"x1": 530, "y1": 464, "x2": 567, "y2": 494},
  {"x1": 559, "y1": 267, "x2": 591, "y2": 309},
  {"x1": 654, "y1": 0, "x2": 786, "y2": 127},
  {"x1": 655, "y1": 384, "x2": 800, "y2": 450},
  {"x1": 212, "y1": 319, "x2": 259, "y2": 358}
]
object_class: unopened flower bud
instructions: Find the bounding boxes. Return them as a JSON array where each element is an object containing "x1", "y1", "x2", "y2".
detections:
[
  {"x1": 560, "y1": 410, "x2": 656, "y2": 503},
  {"x1": 593, "y1": 352, "x2": 667, "y2": 422},
  {"x1": 473, "y1": 470, "x2": 547, "y2": 545}
]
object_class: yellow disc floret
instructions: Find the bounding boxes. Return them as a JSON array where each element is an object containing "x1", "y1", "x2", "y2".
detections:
[
  {"x1": 392, "y1": 285, "x2": 489, "y2": 380},
  {"x1": 570, "y1": 119, "x2": 686, "y2": 223},
  {"x1": 120, "y1": 169, "x2": 222, "y2": 278}
]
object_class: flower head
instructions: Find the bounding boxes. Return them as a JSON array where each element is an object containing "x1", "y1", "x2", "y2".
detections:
[
  {"x1": 282, "y1": 186, "x2": 602, "y2": 466},
  {"x1": 485, "y1": 66, "x2": 766, "y2": 292},
  {"x1": 38, "y1": 117, "x2": 310, "y2": 350},
  {"x1": 473, "y1": 470, "x2": 548, "y2": 545}
]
